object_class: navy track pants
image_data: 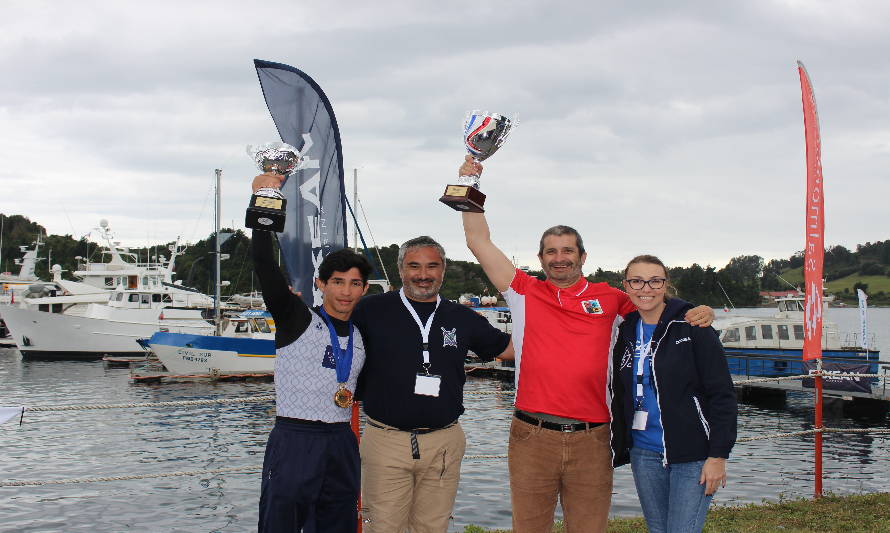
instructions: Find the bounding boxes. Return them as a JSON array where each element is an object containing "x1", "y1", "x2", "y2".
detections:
[{"x1": 258, "y1": 418, "x2": 359, "y2": 533}]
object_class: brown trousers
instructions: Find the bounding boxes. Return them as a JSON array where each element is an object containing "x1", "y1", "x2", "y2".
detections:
[
  {"x1": 508, "y1": 417, "x2": 613, "y2": 533},
  {"x1": 360, "y1": 419, "x2": 466, "y2": 533}
]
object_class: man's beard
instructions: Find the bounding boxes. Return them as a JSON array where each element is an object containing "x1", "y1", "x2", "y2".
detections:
[{"x1": 402, "y1": 277, "x2": 442, "y2": 300}]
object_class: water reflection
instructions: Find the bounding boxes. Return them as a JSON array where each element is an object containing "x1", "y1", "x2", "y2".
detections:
[{"x1": 0, "y1": 348, "x2": 888, "y2": 532}]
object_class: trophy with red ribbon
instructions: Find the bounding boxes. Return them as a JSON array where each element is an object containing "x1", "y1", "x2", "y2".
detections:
[{"x1": 439, "y1": 110, "x2": 515, "y2": 212}]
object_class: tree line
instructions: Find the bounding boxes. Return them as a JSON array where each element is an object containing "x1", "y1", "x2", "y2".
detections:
[{"x1": 3, "y1": 213, "x2": 889, "y2": 305}]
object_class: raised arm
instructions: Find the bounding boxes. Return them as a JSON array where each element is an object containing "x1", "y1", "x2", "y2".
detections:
[
  {"x1": 250, "y1": 173, "x2": 311, "y2": 342},
  {"x1": 459, "y1": 156, "x2": 516, "y2": 293}
]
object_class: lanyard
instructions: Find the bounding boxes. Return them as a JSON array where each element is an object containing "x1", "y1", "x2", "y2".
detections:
[
  {"x1": 635, "y1": 320, "x2": 654, "y2": 409},
  {"x1": 319, "y1": 306, "x2": 355, "y2": 385},
  {"x1": 399, "y1": 288, "x2": 441, "y2": 374}
]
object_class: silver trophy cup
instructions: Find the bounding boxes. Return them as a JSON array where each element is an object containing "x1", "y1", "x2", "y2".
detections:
[
  {"x1": 245, "y1": 142, "x2": 302, "y2": 232},
  {"x1": 440, "y1": 110, "x2": 515, "y2": 212}
]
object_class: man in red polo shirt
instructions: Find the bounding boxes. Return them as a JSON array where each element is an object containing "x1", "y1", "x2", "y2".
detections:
[{"x1": 457, "y1": 157, "x2": 713, "y2": 533}]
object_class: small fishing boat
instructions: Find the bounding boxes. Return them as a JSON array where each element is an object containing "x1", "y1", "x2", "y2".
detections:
[{"x1": 147, "y1": 310, "x2": 275, "y2": 374}]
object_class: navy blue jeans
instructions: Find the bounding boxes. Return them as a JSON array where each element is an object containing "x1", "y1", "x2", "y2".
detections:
[
  {"x1": 629, "y1": 447, "x2": 712, "y2": 533},
  {"x1": 258, "y1": 418, "x2": 359, "y2": 533}
]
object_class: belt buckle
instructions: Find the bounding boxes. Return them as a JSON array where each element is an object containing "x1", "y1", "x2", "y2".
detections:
[{"x1": 561, "y1": 424, "x2": 574, "y2": 433}]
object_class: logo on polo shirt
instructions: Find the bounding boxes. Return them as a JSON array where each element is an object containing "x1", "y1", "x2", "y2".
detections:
[
  {"x1": 581, "y1": 299, "x2": 603, "y2": 314},
  {"x1": 442, "y1": 327, "x2": 458, "y2": 348}
]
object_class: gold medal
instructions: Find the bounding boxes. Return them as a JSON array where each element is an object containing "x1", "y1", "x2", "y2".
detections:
[{"x1": 334, "y1": 384, "x2": 353, "y2": 408}]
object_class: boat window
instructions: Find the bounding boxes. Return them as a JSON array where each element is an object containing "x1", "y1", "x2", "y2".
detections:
[
  {"x1": 761, "y1": 325, "x2": 773, "y2": 340},
  {"x1": 745, "y1": 326, "x2": 756, "y2": 341},
  {"x1": 116, "y1": 293, "x2": 124, "y2": 301},
  {"x1": 128, "y1": 294, "x2": 139, "y2": 303},
  {"x1": 793, "y1": 324, "x2": 805, "y2": 340},
  {"x1": 256, "y1": 319, "x2": 271, "y2": 333},
  {"x1": 105, "y1": 277, "x2": 115, "y2": 287},
  {"x1": 722, "y1": 328, "x2": 740, "y2": 343},
  {"x1": 141, "y1": 294, "x2": 151, "y2": 304},
  {"x1": 777, "y1": 325, "x2": 789, "y2": 340},
  {"x1": 235, "y1": 321, "x2": 249, "y2": 333},
  {"x1": 152, "y1": 294, "x2": 161, "y2": 303},
  {"x1": 128, "y1": 276, "x2": 138, "y2": 289},
  {"x1": 163, "y1": 294, "x2": 172, "y2": 303},
  {"x1": 142, "y1": 276, "x2": 149, "y2": 287}
]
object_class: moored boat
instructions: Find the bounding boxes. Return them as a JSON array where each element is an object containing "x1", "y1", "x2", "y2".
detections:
[
  {"x1": 713, "y1": 296, "x2": 880, "y2": 390},
  {"x1": 148, "y1": 310, "x2": 275, "y2": 374}
]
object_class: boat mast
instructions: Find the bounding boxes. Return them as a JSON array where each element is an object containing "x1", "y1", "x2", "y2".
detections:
[
  {"x1": 214, "y1": 169, "x2": 222, "y2": 336},
  {"x1": 353, "y1": 168, "x2": 358, "y2": 252}
]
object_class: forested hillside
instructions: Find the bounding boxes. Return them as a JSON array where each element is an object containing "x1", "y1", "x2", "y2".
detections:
[{"x1": 3, "y1": 213, "x2": 888, "y2": 305}]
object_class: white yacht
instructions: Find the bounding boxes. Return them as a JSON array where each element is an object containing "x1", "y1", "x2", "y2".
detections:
[
  {"x1": 1, "y1": 238, "x2": 52, "y2": 346},
  {"x1": 0, "y1": 221, "x2": 215, "y2": 359}
]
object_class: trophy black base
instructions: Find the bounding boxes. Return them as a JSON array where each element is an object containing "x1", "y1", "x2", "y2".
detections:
[
  {"x1": 439, "y1": 185, "x2": 485, "y2": 213},
  {"x1": 246, "y1": 194, "x2": 287, "y2": 232}
]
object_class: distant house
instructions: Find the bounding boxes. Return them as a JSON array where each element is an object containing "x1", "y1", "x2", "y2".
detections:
[{"x1": 759, "y1": 290, "x2": 800, "y2": 304}]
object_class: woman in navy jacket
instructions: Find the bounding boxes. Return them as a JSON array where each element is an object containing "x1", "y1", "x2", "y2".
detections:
[{"x1": 610, "y1": 255, "x2": 737, "y2": 533}]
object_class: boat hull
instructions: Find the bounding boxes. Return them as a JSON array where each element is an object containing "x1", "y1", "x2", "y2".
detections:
[
  {"x1": 149, "y1": 332, "x2": 275, "y2": 374},
  {"x1": 0, "y1": 304, "x2": 213, "y2": 359}
]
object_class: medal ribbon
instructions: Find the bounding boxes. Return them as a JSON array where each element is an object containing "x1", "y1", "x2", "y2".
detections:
[
  {"x1": 399, "y1": 288, "x2": 441, "y2": 374},
  {"x1": 319, "y1": 306, "x2": 354, "y2": 384}
]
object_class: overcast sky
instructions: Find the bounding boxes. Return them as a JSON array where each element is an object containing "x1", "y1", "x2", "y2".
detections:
[{"x1": 1, "y1": 0, "x2": 888, "y2": 274}]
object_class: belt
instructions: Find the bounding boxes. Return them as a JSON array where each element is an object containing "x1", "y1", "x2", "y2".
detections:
[
  {"x1": 366, "y1": 419, "x2": 457, "y2": 434},
  {"x1": 367, "y1": 418, "x2": 458, "y2": 460},
  {"x1": 514, "y1": 410, "x2": 604, "y2": 433}
]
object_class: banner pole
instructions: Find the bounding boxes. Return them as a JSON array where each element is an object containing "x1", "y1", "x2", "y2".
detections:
[
  {"x1": 798, "y1": 60, "x2": 825, "y2": 500},
  {"x1": 814, "y1": 359, "x2": 823, "y2": 498}
]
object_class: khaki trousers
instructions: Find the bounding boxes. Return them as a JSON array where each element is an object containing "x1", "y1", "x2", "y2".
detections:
[
  {"x1": 360, "y1": 419, "x2": 466, "y2": 533},
  {"x1": 508, "y1": 417, "x2": 613, "y2": 533}
]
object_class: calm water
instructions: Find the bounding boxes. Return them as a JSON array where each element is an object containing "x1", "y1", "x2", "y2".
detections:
[{"x1": 1, "y1": 307, "x2": 889, "y2": 531}]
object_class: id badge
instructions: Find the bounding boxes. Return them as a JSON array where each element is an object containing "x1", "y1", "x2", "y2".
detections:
[
  {"x1": 414, "y1": 373, "x2": 441, "y2": 397},
  {"x1": 632, "y1": 410, "x2": 648, "y2": 430}
]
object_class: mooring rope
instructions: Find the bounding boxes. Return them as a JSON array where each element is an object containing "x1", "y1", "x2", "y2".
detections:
[
  {"x1": 11, "y1": 371, "x2": 883, "y2": 414},
  {"x1": 2, "y1": 371, "x2": 888, "y2": 487},
  {"x1": 22, "y1": 395, "x2": 276, "y2": 413},
  {"x1": 737, "y1": 427, "x2": 890, "y2": 443},
  {"x1": 4, "y1": 427, "x2": 889, "y2": 487},
  {"x1": 0, "y1": 455, "x2": 511, "y2": 487}
]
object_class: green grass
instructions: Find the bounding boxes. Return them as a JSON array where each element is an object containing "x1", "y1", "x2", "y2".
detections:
[
  {"x1": 779, "y1": 267, "x2": 890, "y2": 296},
  {"x1": 464, "y1": 492, "x2": 890, "y2": 532},
  {"x1": 828, "y1": 275, "x2": 890, "y2": 295}
]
